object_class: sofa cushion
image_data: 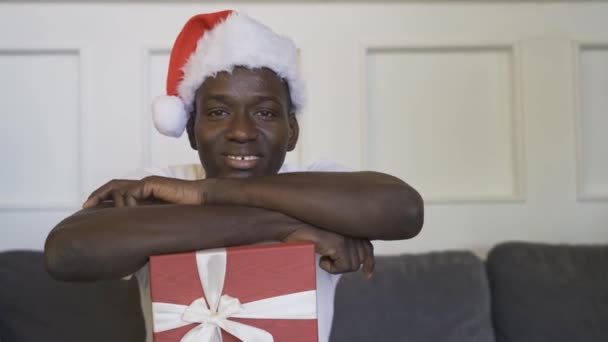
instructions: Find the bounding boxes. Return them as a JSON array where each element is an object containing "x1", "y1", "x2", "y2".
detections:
[
  {"x1": 0, "y1": 250, "x2": 145, "y2": 342},
  {"x1": 331, "y1": 251, "x2": 495, "y2": 342},
  {"x1": 487, "y1": 242, "x2": 608, "y2": 342}
]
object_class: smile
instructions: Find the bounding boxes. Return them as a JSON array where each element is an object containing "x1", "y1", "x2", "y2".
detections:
[
  {"x1": 226, "y1": 155, "x2": 260, "y2": 161},
  {"x1": 223, "y1": 154, "x2": 261, "y2": 170}
]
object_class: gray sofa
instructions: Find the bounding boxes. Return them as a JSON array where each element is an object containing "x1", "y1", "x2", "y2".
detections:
[{"x1": 1, "y1": 242, "x2": 607, "y2": 342}]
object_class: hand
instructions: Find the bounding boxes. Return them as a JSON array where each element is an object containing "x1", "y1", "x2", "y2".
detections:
[
  {"x1": 282, "y1": 225, "x2": 375, "y2": 278},
  {"x1": 82, "y1": 176, "x2": 205, "y2": 208}
]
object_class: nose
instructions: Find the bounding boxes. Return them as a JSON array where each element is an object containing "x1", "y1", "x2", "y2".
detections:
[{"x1": 225, "y1": 112, "x2": 258, "y2": 142}]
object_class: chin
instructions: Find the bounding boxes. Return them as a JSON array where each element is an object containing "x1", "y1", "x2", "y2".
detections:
[{"x1": 217, "y1": 169, "x2": 258, "y2": 179}]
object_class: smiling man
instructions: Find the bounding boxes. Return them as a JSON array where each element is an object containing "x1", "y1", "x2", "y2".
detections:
[
  {"x1": 190, "y1": 67, "x2": 296, "y2": 179},
  {"x1": 44, "y1": 10, "x2": 423, "y2": 342}
]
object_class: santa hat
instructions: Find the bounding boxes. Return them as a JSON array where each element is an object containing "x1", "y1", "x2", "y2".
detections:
[{"x1": 153, "y1": 10, "x2": 305, "y2": 137}]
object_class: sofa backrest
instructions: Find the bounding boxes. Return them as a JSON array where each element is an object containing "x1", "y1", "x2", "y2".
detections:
[
  {"x1": 331, "y1": 251, "x2": 495, "y2": 342},
  {"x1": 487, "y1": 242, "x2": 608, "y2": 342},
  {"x1": 0, "y1": 250, "x2": 145, "y2": 342}
]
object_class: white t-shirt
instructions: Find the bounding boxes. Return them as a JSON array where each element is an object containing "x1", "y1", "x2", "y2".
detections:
[{"x1": 127, "y1": 160, "x2": 349, "y2": 342}]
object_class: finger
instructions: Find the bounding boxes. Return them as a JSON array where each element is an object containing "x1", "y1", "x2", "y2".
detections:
[
  {"x1": 125, "y1": 180, "x2": 167, "y2": 206},
  {"x1": 111, "y1": 189, "x2": 126, "y2": 208},
  {"x1": 83, "y1": 181, "x2": 114, "y2": 208},
  {"x1": 354, "y1": 239, "x2": 368, "y2": 275},
  {"x1": 346, "y1": 238, "x2": 359, "y2": 273},
  {"x1": 319, "y1": 256, "x2": 332, "y2": 273},
  {"x1": 139, "y1": 177, "x2": 162, "y2": 203},
  {"x1": 82, "y1": 196, "x2": 100, "y2": 209},
  {"x1": 355, "y1": 239, "x2": 366, "y2": 265},
  {"x1": 124, "y1": 189, "x2": 139, "y2": 207},
  {"x1": 319, "y1": 243, "x2": 346, "y2": 274},
  {"x1": 362, "y1": 240, "x2": 375, "y2": 279},
  {"x1": 83, "y1": 180, "x2": 131, "y2": 208},
  {"x1": 127, "y1": 178, "x2": 159, "y2": 205},
  {"x1": 324, "y1": 241, "x2": 350, "y2": 274},
  {"x1": 144, "y1": 177, "x2": 203, "y2": 205},
  {"x1": 127, "y1": 182, "x2": 149, "y2": 204},
  {"x1": 319, "y1": 256, "x2": 340, "y2": 274}
]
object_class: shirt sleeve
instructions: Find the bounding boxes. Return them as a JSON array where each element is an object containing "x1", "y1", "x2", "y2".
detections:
[
  {"x1": 280, "y1": 159, "x2": 353, "y2": 173},
  {"x1": 121, "y1": 166, "x2": 174, "y2": 180},
  {"x1": 305, "y1": 159, "x2": 352, "y2": 172}
]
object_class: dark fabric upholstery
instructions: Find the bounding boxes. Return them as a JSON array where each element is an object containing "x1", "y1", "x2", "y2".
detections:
[
  {"x1": 331, "y1": 251, "x2": 495, "y2": 342},
  {"x1": 0, "y1": 250, "x2": 145, "y2": 342},
  {"x1": 487, "y1": 242, "x2": 608, "y2": 342}
]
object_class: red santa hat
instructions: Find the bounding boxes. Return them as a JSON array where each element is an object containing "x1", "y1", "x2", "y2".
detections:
[{"x1": 153, "y1": 10, "x2": 305, "y2": 137}]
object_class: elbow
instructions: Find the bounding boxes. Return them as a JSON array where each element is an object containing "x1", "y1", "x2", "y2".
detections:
[
  {"x1": 403, "y1": 190, "x2": 424, "y2": 239},
  {"x1": 392, "y1": 185, "x2": 424, "y2": 240},
  {"x1": 366, "y1": 171, "x2": 424, "y2": 239},
  {"x1": 365, "y1": 178, "x2": 425, "y2": 240},
  {"x1": 44, "y1": 226, "x2": 87, "y2": 281}
]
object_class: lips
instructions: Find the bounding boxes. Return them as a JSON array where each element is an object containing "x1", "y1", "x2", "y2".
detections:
[{"x1": 223, "y1": 154, "x2": 261, "y2": 170}]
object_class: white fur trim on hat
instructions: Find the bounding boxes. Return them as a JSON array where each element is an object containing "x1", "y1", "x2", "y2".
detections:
[
  {"x1": 178, "y1": 12, "x2": 305, "y2": 113},
  {"x1": 152, "y1": 95, "x2": 189, "y2": 137}
]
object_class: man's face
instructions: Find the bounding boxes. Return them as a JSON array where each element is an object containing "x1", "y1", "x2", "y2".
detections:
[{"x1": 187, "y1": 67, "x2": 299, "y2": 179}]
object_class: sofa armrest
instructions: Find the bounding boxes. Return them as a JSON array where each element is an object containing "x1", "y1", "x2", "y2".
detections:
[{"x1": 0, "y1": 250, "x2": 145, "y2": 342}]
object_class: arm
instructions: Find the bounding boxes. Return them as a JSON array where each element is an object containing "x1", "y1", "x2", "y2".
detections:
[
  {"x1": 66, "y1": 169, "x2": 420, "y2": 280},
  {"x1": 85, "y1": 172, "x2": 423, "y2": 241},
  {"x1": 45, "y1": 204, "x2": 301, "y2": 281},
  {"x1": 204, "y1": 171, "x2": 423, "y2": 240}
]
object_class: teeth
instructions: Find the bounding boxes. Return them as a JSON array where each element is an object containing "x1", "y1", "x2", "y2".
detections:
[{"x1": 227, "y1": 155, "x2": 259, "y2": 161}]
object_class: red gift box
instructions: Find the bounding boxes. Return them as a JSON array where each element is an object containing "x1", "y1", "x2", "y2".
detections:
[{"x1": 149, "y1": 242, "x2": 318, "y2": 342}]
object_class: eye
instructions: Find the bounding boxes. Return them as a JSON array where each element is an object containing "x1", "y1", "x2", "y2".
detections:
[
  {"x1": 206, "y1": 109, "x2": 229, "y2": 119},
  {"x1": 254, "y1": 110, "x2": 277, "y2": 119}
]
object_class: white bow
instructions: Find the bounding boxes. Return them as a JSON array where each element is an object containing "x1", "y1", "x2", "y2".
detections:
[{"x1": 152, "y1": 249, "x2": 317, "y2": 342}]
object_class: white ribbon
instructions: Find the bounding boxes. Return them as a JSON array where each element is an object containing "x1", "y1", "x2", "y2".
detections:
[{"x1": 153, "y1": 248, "x2": 317, "y2": 342}]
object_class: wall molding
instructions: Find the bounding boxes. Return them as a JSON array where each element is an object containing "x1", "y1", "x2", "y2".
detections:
[
  {"x1": 141, "y1": 46, "x2": 171, "y2": 169},
  {"x1": 0, "y1": 47, "x2": 86, "y2": 210},
  {"x1": 571, "y1": 39, "x2": 608, "y2": 201},
  {"x1": 357, "y1": 39, "x2": 525, "y2": 203}
]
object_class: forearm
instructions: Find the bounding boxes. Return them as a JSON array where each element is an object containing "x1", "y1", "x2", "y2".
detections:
[
  {"x1": 205, "y1": 171, "x2": 424, "y2": 240},
  {"x1": 45, "y1": 204, "x2": 297, "y2": 281}
]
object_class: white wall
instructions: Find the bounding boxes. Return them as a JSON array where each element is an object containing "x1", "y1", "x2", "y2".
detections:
[{"x1": 1, "y1": 1, "x2": 607, "y2": 255}]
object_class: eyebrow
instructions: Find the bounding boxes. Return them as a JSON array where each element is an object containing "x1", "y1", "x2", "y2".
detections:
[
  {"x1": 201, "y1": 94, "x2": 233, "y2": 104},
  {"x1": 201, "y1": 94, "x2": 285, "y2": 106},
  {"x1": 251, "y1": 95, "x2": 284, "y2": 105}
]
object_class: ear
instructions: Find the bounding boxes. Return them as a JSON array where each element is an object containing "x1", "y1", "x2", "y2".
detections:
[
  {"x1": 186, "y1": 112, "x2": 197, "y2": 150},
  {"x1": 287, "y1": 114, "x2": 299, "y2": 152}
]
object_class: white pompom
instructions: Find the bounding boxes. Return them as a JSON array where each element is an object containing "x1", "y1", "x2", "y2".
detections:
[{"x1": 152, "y1": 95, "x2": 189, "y2": 138}]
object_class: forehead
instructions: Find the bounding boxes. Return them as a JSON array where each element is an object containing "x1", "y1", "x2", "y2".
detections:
[{"x1": 196, "y1": 67, "x2": 289, "y2": 105}]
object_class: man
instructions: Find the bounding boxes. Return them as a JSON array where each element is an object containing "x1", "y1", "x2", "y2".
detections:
[{"x1": 45, "y1": 10, "x2": 423, "y2": 342}]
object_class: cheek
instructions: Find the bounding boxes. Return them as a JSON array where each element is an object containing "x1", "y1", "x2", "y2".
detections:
[
  {"x1": 262, "y1": 122, "x2": 290, "y2": 143},
  {"x1": 194, "y1": 122, "x2": 218, "y2": 147}
]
